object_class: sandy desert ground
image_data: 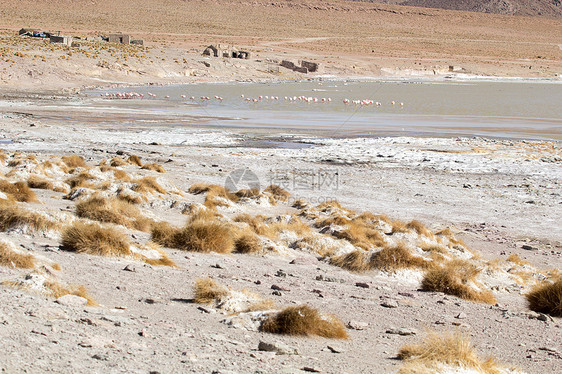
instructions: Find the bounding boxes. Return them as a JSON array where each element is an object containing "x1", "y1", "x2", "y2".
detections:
[
  {"x1": 0, "y1": 1, "x2": 561, "y2": 373},
  {"x1": 0, "y1": 97, "x2": 560, "y2": 373}
]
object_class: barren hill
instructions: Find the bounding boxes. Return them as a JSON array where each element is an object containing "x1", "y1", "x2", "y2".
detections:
[{"x1": 365, "y1": 0, "x2": 562, "y2": 17}]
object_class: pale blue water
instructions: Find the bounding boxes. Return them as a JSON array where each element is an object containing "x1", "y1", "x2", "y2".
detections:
[{"x1": 91, "y1": 80, "x2": 562, "y2": 139}]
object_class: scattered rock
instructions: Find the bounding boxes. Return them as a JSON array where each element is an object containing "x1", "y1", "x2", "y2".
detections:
[
  {"x1": 385, "y1": 327, "x2": 417, "y2": 336},
  {"x1": 355, "y1": 282, "x2": 370, "y2": 289},
  {"x1": 455, "y1": 312, "x2": 468, "y2": 319},
  {"x1": 347, "y1": 320, "x2": 368, "y2": 330},
  {"x1": 380, "y1": 299, "x2": 399, "y2": 308},
  {"x1": 55, "y1": 294, "x2": 88, "y2": 307},
  {"x1": 303, "y1": 367, "x2": 321, "y2": 373},
  {"x1": 290, "y1": 257, "x2": 318, "y2": 265},
  {"x1": 198, "y1": 306, "x2": 216, "y2": 314},
  {"x1": 522, "y1": 244, "x2": 537, "y2": 251},
  {"x1": 326, "y1": 345, "x2": 345, "y2": 353},
  {"x1": 271, "y1": 284, "x2": 290, "y2": 292},
  {"x1": 258, "y1": 340, "x2": 299, "y2": 355},
  {"x1": 123, "y1": 264, "x2": 136, "y2": 272}
]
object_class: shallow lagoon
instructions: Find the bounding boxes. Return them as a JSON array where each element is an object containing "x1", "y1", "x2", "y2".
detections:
[{"x1": 95, "y1": 80, "x2": 562, "y2": 139}]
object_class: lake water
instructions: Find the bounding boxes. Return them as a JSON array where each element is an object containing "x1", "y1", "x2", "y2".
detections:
[{"x1": 94, "y1": 80, "x2": 562, "y2": 140}]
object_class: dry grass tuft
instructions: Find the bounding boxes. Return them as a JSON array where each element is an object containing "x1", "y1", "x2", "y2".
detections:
[
  {"x1": 406, "y1": 220, "x2": 432, "y2": 237},
  {"x1": 526, "y1": 278, "x2": 562, "y2": 317},
  {"x1": 127, "y1": 155, "x2": 143, "y2": 166},
  {"x1": 75, "y1": 195, "x2": 153, "y2": 231},
  {"x1": 133, "y1": 176, "x2": 167, "y2": 195},
  {"x1": 260, "y1": 305, "x2": 348, "y2": 339},
  {"x1": 234, "y1": 214, "x2": 276, "y2": 237},
  {"x1": 422, "y1": 260, "x2": 497, "y2": 304},
  {"x1": 234, "y1": 233, "x2": 262, "y2": 254},
  {"x1": 45, "y1": 279, "x2": 97, "y2": 306},
  {"x1": 0, "y1": 180, "x2": 38, "y2": 202},
  {"x1": 391, "y1": 220, "x2": 409, "y2": 234},
  {"x1": 0, "y1": 240, "x2": 35, "y2": 268},
  {"x1": 110, "y1": 157, "x2": 127, "y2": 167},
  {"x1": 332, "y1": 222, "x2": 386, "y2": 250},
  {"x1": 292, "y1": 199, "x2": 308, "y2": 209},
  {"x1": 506, "y1": 254, "x2": 530, "y2": 266},
  {"x1": 61, "y1": 222, "x2": 131, "y2": 257},
  {"x1": 264, "y1": 184, "x2": 290, "y2": 203},
  {"x1": 141, "y1": 163, "x2": 166, "y2": 173},
  {"x1": 113, "y1": 169, "x2": 132, "y2": 182},
  {"x1": 152, "y1": 217, "x2": 234, "y2": 253},
  {"x1": 3, "y1": 274, "x2": 96, "y2": 306},
  {"x1": 61, "y1": 155, "x2": 86, "y2": 168},
  {"x1": 330, "y1": 250, "x2": 370, "y2": 272},
  {"x1": 65, "y1": 172, "x2": 96, "y2": 189},
  {"x1": 0, "y1": 200, "x2": 56, "y2": 232},
  {"x1": 27, "y1": 175, "x2": 54, "y2": 190},
  {"x1": 234, "y1": 188, "x2": 261, "y2": 198},
  {"x1": 397, "y1": 331, "x2": 505, "y2": 374},
  {"x1": 369, "y1": 244, "x2": 434, "y2": 272},
  {"x1": 193, "y1": 277, "x2": 230, "y2": 304}
]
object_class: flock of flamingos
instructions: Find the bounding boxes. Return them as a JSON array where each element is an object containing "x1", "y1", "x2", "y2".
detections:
[{"x1": 101, "y1": 91, "x2": 405, "y2": 107}]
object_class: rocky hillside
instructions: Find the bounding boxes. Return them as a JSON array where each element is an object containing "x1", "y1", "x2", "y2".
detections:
[{"x1": 361, "y1": 0, "x2": 562, "y2": 17}]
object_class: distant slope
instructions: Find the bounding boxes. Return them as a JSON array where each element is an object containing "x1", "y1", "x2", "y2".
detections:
[{"x1": 359, "y1": 0, "x2": 562, "y2": 17}]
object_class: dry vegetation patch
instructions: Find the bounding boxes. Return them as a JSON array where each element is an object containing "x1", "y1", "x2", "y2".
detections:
[
  {"x1": 61, "y1": 221, "x2": 131, "y2": 257},
  {"x1": 0, "y1": 200, "x2": 57, "y2": 232},
  {"x1": 422, "y1": 260, "x2": 497, "y2": 304},
  {"x1": 397, "y1": 331, "x2": 514, "y2": 374},
  {"x1": 61, "y1": 155, "x2": 86, "y2": 168},
  {"x1": 526, "y1": 278, "x2": 562, "y2": 317},
  {"x1": 141, "y1": 163, "x2": 166, "y2": 173},
  {"x1": 75, "y1": 195, "x2": 153, "y2": 231},
  {"x1": 152, "y1": 217, "x2": 234, "y2": 253},
  {"x1": 0, "y1": 240, "x2": 35, "y2": 268},
  {"x1": 260, "y1": 305, "x2": 348, "y2": 339},
  {"x1": 0, "y1": 180, "x2": 38, "y2": 202}
]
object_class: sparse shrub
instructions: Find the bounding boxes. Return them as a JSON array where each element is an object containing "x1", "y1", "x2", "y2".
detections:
[
  {"x1": 260, "y1": 305, "x2": 348, "y2": 339},
  {"x1": 421, "y1": 260, "x2": 497, "y2": 304},
  {"x1": 152, "y1": 217, "x2": 234, "y2": 253},
  {"x1": 110, "y1": 156, "x2": 127, "y2": 167},
  {"x1": 193, "y1": 277, "x2": 230, "y2": 304},
  {"x1": 61, "y1": 221, "x2": 131, "y2": 257},
  {"x1": 133, "y1": 176, "x2": 166, "y2": 195},
  {"x1": 391, "y1": 220, "x2": 408, "y2": 234},
  {"x1": 141, "y1": 163, "x2": 166, "y2": 173},
  {"x1": 113, "y1": 169, "x2": 132, "y2": 181},
  {"x1": 406, "y1": 220, "x2": 432, "y2": 237},
  {"x1": 127, "y1": 155, "x2": 143, "y2": 166},
  {"x1": 506, "y1": 254, "x2": 529, "y2": 266},
  {"x1": 0, "y1": 180, "x2": 38, "y2": 202},
  {"x1": 65, "y1": 172, "x2": 96, "y2": 189},
  {"x1": 0, "y1": 200, "x2": 56, "y2": 232},
  {"x1": 234, "y1": 214, "x2": 275, "y2": 237},
  {"x1": 0, "y1": 240, "x2": 35, "y2": 268},
  {"x1": 330, "y1": 250, "x2": 370, "y2": 272},
  {"x1": 234, "y1": 233, "x2": 262, "y2": 254},
  {"x1": 397, "y1": 331, "x2": 505, "y2": 374},
  {"x1": 526, "y1": 278, "x2": 562, "y2": 317},
  {"x1": 44, "y1": 279, "x2": 96, "y2": 305},
  {"x1": 235, "y1": 188, "x2": 261, "y2": 198},
  {"x1": 27, "y1": 175, "x2": 54, "y2": 190},
  {"x1": 75, "y1": 195, "x2": 153, "y2": 231},
  {"x1": 369, "y1": 244, "x2": 434, "y2": 272},
  {"x1": 264, "y1": 184, "x2": 290, "y2": 203},
  {"x1": 332, "y1": 222, "x2": 386, "y2": 250},
  {"x1": 61, "y1": 155, "x2": 86, "y2": 168}
]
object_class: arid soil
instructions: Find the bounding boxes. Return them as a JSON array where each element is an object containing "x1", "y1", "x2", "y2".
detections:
[
  {"x1": 0, "y1": 1, "x2": 560, "y2": 373},
  {"x1": 0, "y1": 0, "x2": 561, "y2": 92},
  {"x1": 0, "y1": 102, "x2": 560, "y2": 373}
]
